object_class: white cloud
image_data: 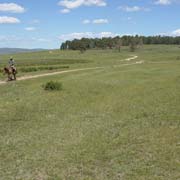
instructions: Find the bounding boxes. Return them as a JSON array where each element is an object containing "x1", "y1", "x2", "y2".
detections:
[
  {"x1": 0, "y1": 3, "x2": 25, "y2": 13},
  {"x1": 0, "y1": 35, "x2": 21, "y2": 41},
  {"x1": 31, "y1": 37, "x2": 51, "y2": 42},
  {"x1": 0, "y1": 16, "x2": 20, "y2": 24},
  {"x1": 119, "y1": 6, "x2": 150, "y2": 12},
  {"x1": 61, "y1": 8, "x2": 70, "y2": 13},
  {"x1": 0, "y1": 36, "x2": 51, "y2": 42},
  {"x1": 82, "y1": 19, "x2": 108, "y2": 24},
  {"x1": 171, "y1": 29, "x2": 180, "y2": 36},
  {"x1": 158, "y1": 29, "x2": 180, "y2": 36},
  {"x1": 99, "y1": 32, "x2": 117, "y2": 37},
  {"x1": 0, "y1": 35, "x2": 53, "y2": 48},
  {"x1": 82, "y1": 19, "x2": 91, "y2": 24},
  {"x1": 155, "y1": 0, "x2": 171, "y2": 5},
  {"x1": 60, "y1": 32, "x2": 94, "y2": 40},
  {"x1": 93, "y1": 19, "x2": 108, "y2": 24},
  {"x1": 58, "y1": 0, "x2": 106, "y2": 12},
  {"x1": 25, "y1": 27, "x2": 36, "y2": 31},
  {"x1": 59, "y1": 32, "x2": 118, "y2": 41}
]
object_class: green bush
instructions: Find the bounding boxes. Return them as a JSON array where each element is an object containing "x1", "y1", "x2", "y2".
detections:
[{"x1": 43, "y1": 81, "x2": 62, "y2": 91}]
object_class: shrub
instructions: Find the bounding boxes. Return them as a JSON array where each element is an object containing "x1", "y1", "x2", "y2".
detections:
[{"x1": 43, "y1": 81, "x2": 62, "y2": 91}]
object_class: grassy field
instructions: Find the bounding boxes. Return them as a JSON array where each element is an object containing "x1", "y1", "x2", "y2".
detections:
[{"x1": 0, "y1": 45, "x2": 180, "y2": 180}]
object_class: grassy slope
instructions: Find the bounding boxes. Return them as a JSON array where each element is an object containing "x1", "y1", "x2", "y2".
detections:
[{"x1": 0, "y1": 45, "x2": 180, "y2": 180}]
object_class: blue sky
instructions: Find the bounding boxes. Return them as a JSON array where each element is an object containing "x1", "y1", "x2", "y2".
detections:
[{"x1": 0, "y1": 0, "x2": 179, "y2": 49}]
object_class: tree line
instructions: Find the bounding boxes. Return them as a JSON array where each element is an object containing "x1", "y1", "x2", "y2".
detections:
[{"x1": 60, "y1": 35, "x2": 180, "y2": 52}]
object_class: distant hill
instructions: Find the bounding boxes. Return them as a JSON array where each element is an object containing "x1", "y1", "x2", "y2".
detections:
[{"x1": 0, "y1": 48, "x2": 47, "y2": 55}]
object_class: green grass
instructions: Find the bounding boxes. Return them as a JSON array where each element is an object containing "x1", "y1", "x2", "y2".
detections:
[
  {"x1": 0, "y1": 45, "x2": 179, "y2": 179},
  {"x1": 19, "y1": 65, "x2": 69, "y2": 73}
]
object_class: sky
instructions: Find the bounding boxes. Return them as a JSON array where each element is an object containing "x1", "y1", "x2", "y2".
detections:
[{"x1": 0, "y1": 0, "x2": 179, "y2": 49}]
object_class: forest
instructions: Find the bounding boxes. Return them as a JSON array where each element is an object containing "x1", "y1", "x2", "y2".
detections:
[{"x1": 60, "y1": 35, "x2": 180, "y2": 52}]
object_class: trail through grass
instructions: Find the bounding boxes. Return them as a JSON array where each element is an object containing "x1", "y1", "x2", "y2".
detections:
[{"x1": 0, "y1": 55, "x2": 140, "y2": 84}]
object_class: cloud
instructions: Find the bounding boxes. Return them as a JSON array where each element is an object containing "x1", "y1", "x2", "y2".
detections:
[
  {"x1": 59, "y1": 32, "x2": 119, "y2": 41},
  {"x1": 155, "y1": 0, "x2": 172, "y2": 5},
  {"x1": 0, "y1": 3, "x2": 25, "y2": 13},
  {"x1": 0, "y1": 36, "x2": 51, "y2": 42},
  {"x1": 61, "y1": 9, "x2": 70, "y2": 13},
  {"x1": 119, "y1": 6, "x2": 150, "y2": 12},
  {"x1": 58, "y1": 0, "x2": 106, "y2": 13},
  {"x1": 99, "y1": 32, "x2": 118, "y2": 37},
  {"x1": 82, "y1": 19, "x2": 91, "y2": 24},
  {"x1": 0, "y1": 16, "x2": 20, "y2": 24},
  {"x1": 82, "y1": 19, "x2": 109, "y2": 24},
  {"x1": 0, "y1": 35, "x2": 21, "y2": 42},
  {"x1": 171, "y1": 29, "x2": 180, "y2": 36},
  {"x1": 93, "y1": 19, "x2": 108, "y2": 24},
  {"x1": 159, "y1": 29, "x2": 180, "y2": 36},
  {"x1": 25, "y1": 27, "x2": 36, "y2": 31},
  {"x1": 31, "y1": 37, "x2": 51, "y2": 42},
  {"x1": 0, "y1": 35, "x2": 53, "y2": 48}
]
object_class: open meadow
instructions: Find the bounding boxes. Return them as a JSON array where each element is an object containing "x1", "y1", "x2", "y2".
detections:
[{"x1": 0, "y1": 45, "x2": 180, "y2": 179}]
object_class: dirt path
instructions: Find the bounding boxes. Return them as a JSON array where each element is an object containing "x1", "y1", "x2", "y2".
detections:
[
  {"x1": 0, "y1": 55, "x2": 142, "y2": 85},
  {"x1": 120, "y1": 55, "x2": 138, "y2": 62}
]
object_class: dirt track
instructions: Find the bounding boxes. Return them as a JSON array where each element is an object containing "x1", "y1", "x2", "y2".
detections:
[
  {"x1": 123, "y1": 55, "x2": 138, "y2": 61},
  {"x1": 0, "y1": 56, "x2": 143, "y2": 85}
]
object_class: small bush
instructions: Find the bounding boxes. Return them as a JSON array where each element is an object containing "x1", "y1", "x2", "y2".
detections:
[{"x1": 43, "y1": 81, "x2": 62, "y2": 91}]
